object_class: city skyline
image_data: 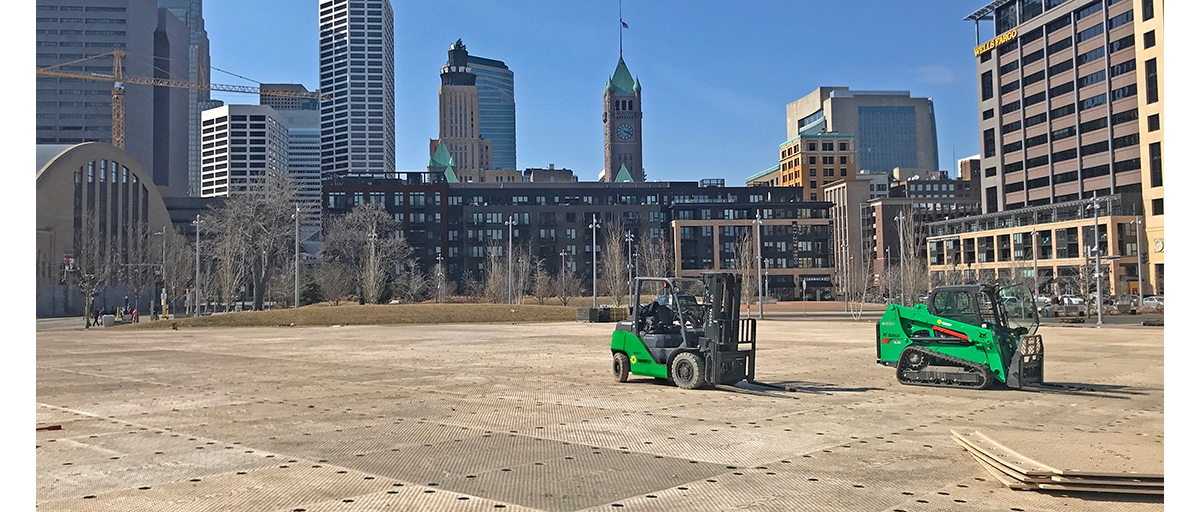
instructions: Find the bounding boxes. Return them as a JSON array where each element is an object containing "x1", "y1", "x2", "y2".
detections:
[{"x1": 204, "y1": 1, "x2": 989, "y2": 182}]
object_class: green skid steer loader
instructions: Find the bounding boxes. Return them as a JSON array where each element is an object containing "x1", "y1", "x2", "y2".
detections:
[
  {"x1": 610, "y1": 273, "x2": 760, "y2": 390},
  {"x1": 876, "y1": 283, "x2": 1045, "y2": 390}
]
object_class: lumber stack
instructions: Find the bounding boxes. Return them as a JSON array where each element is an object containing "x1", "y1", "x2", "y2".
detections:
[{"x1": 950, "y1": 430, "x2": 1163, "y2": 495}]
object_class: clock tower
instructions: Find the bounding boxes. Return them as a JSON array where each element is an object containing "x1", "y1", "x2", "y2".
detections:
[{"x1": 603, "y1": 57, "x2": 643, "y2": 182}]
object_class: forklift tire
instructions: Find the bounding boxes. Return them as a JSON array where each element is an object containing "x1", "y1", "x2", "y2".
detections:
[
  {"x1": 613, "y1": 352, "x2": 630, "y2": 383},
  {"x1": 671, "y1": 353, "x2": 704, "y2": 390}
]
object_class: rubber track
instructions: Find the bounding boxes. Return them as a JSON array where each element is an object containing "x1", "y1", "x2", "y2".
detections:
[{"x1": 896, "y1": 345, "x2": 995, "y2": 390}]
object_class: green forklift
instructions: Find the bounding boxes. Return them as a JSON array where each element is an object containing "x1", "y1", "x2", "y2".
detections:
[{"x1": 610, "y1": 273, "x2": 761, "y2": 390}]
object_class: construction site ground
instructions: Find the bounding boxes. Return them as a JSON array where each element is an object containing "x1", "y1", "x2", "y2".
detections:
[{"x1": 36, "y1": 319, "x2": 1164, "y2": 511}]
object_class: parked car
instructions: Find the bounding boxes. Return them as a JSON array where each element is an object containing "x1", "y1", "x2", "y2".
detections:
[
  {"x1": 1142, "y1": 296, "x2": 1164, "y2": 308},
  {"x1": 1060, "y1": 295, "x2": 1085, "y2": 305}
]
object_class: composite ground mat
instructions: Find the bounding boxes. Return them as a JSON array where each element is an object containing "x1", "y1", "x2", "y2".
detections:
[{"x1": 950, "y1": 430, "x2": 1163, "y2": 495}]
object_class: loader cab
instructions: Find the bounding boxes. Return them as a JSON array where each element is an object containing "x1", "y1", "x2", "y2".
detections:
[
  {"x1": 926, "y1": 284, "x2": 1039, "y2": 335},
  {"x1": 620, "y1": 277, "x2": 709, "y2": 365}
]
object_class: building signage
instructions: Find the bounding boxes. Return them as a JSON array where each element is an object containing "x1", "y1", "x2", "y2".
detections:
[{"x1": 974, "y1": 29, "x2": 1018, "y2": 56}]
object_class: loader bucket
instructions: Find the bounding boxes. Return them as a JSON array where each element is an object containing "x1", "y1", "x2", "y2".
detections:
[{"x1": 1006, "y1": 334, "x2": 1045, "y2": 389}]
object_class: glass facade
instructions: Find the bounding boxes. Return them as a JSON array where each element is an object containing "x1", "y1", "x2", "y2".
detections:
[
  {"x1": 857, "y1": 106, "x2": 918, "y2": 173},
  {"x1": 468, "y1": 56, "x2": 516, "y2": 170}
]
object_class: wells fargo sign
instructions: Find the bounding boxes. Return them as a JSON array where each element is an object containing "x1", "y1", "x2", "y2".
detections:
[{"x1": 974, "y1": 29, "x2": 1018, "y2": 56}]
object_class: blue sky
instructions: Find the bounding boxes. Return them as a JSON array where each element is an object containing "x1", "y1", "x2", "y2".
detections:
[{"x1": 207, "y1": 1, "x2": 993, "y2": 182}]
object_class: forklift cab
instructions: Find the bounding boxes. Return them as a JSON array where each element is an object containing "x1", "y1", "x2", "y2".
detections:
[{"x1": 615, "y1": 277, "x2": 708, "y2": 364}]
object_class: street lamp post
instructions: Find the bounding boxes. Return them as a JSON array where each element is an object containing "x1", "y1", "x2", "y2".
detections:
[
  {"x1": 559, "y1": 249, "x2": 568, "y2": 304},
  {"x1": 1030, "y1": 229, "x2": 1039, "y2": 297},
  {"x1": 193, "y1": 215, "x2": 203, "y2": 315},
  {"x1": 435, "y1": 254, "x2": 445, "y2": 303},
  {"x1": 589, "y1": 215, "x2": 601, "y2": 307},
  {"x1": 840, "y1": 241, "x2": 849, "y2": 312},
  {"x1": 153, "y1": 226, "x2": 166, "y2": 318},
  {"x1": 753, "y1": 211, "x2": 763, "y2": 320},
  {"x1": 885, "y1": 246, "x2": 891, "y2": 303},
  {"x1": 894, "y1": 212, "x2": 905, "y2": 307},
  {"x1": 1134, "y1": 216, "x2": 1144, "y2": 304},
  {"x1": 624, "y1": 230, "x2": 634, "y2": 305},
  {"x1": 505, "y1": 215, "x2": 515, "y2": 304},
  {"x1": 1087, "y1": 192, "x2": 1103, "y2": 326},
  {"x1": 294, "y1": 205, "x2": 300, "y2": 309}
]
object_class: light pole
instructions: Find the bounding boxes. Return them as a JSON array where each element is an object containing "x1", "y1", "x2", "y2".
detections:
[
  {"x1": 894, "y1": 212, "x2": 905, "y2": 307},
  {"x1": 624, "y1": 230, "x2": 634, "y2": 305},
  {"x1": 192, "y1": 214, "x2": 203, "y2": 315},
  {"x1": 840, "y1": 241, "x2": 849, "y2": 312},
  {"x1": 753, "y1": 210, "x2": 763, "y2": 319},
  {"x1": 294, "y1": 205, "x2": 300, "y2": 309},
  {"x1": 505, "y1": 215, "x2": 515, "y2": 304},
  {"x1": 885, "y1": 246, "x2": 891, "y2": 303},
  {"x1": 435, "y1": 254, "x2": 445, "y2": 303},
  {"x1": 1087, "y1": 192, "x2": 1103, "y2": 325},
  {"x1": 1133, "y1": 216, "x2": 1144, "y2": 304},
  {"x1": 1030, "y1": 229, "x2": 1039, "y2": 297},
  {"x1": 559, "y1": 249, "x2": 568, "y2": 304},
  {"x1": 589, "y1": 214, "x2": 601, "y2": 307},
  {"x1": 153, "y1": 226, "x2": 166, "y2": 318}
]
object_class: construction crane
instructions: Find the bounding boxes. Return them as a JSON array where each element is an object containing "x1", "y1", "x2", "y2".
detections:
[{"x1": 36, "y1": 51, "x2": 330, "y2": 149}]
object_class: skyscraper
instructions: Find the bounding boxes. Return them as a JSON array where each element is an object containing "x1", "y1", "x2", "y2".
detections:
[
  {"x1": 200, "y1": 104, "x2": 289, "y2": 197},
  {"x1": 467, "y1": 54, "x2": 515, "y2": 170},
  {"x1": 602, "y1": 58, "x2": 643, "y2": 182},
  {"x1": 262, "y1": 84, "x2": 322, "y2": 255},
  {"x1": 156, "y1": 0, "x2": 210, "y2": 198},
  {"x1": 35, "y1": 0, "x2": 191, "y2": 197},
  {"x1": 786, "y1": 88, "x2": 939, "y2": 175},
  {"x1": 436, "y1": 39, "x2": 492, "y2": 177},
  {"x1": 318, "y1": 0, "x2": 395, "y2": 178}
]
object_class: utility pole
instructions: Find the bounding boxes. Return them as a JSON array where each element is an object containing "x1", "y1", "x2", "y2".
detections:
[
  {"x1": 367, "y1": 228, "x2": 377, "y2": 304},
  {"x1": 155, "y1": 225, "x2": 166, "y2": 318},
  {"x1": 754, "y1": 211, "x2": 763, "y2": 320},
  {"x1": 505, "y1": 215, "x2": 515, "y2": 304},
  {"x1": 294, "y1": 205, "x2": 300, "y2": 309},
  {"x1": 589, "y1": 214, "x2": 600, "y2": 308}
]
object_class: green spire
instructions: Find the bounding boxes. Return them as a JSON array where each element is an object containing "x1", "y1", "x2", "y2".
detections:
[
  {"x1": 615, "y1": 164, "x2": 634, "y2": 183},
  {"x1": 608, "y1": 57, "x2": 636, "y2": 95},
  {"x1": 443, "y1": 165, "x2": 459, "y2": 183},
  {"x1": 633, "y1": 76, "x2": 641, "y2": 91},
  {"x1": 427, "y1": 140, "x2": 455, "y2": 168}
]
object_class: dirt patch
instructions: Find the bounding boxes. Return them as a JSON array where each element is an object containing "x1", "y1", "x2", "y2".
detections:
[{"x1": 115, "y1": 303, "x2": 578, "y2": 329}]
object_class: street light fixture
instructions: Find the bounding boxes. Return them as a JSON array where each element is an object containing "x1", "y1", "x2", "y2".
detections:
[
  {"x1": 192, "y1": 214, "x2": 203, "y2": 315},
  {"x1": 893, "y1": 212, "x2": 906, "y2": 307},
  {"x1": 559, "y1": 249, "x2": 568, "y2": 305},
  {"x1": 293, "y1": 205, "x2": 300, "y2": 309},
  {"x1": 435, "y1": 254, "x2": 445, "y2": 303},
  {"x1": 624, "y1": 230, "x2": 635, "y2": 306},
  {"x1": 505, "y1": 215, "x2": 516, "y2": 304},
  {"x1": 753, "y1": 210, "x2": 763, "y2": 320},
  {"x1": 152, "y1": 226, "x2": 166, "y2": 318},
  {"x1": 589, "y1": 214, "x2": 601, "y2": 308},
  {"x1": 1133, "y1": 216, "x2": 1144, "y2": 304},
  {"x1": 1086, "y1": 192, "x2": 1104, "y2": 325},
  {"x1": 840, "y1": 241, "x2": 849, "y2": 312}
]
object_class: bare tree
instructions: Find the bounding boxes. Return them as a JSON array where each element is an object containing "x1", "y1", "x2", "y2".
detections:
[
  {"x1": 323, "y1": 202, "x2": 412, "y2": 304},
  {"x1": 638, "y1": 234, "x2": 674, "y2": 278},
  {"x1": 532, "y1": 258, "x2": 554, "y2": 305},
  {"x1": 512, "y1": 241, "x2": 535, "y2": 304},
  {"x1": 733, "y1": 228, "x2": 757, "y2": 303},
  {"x1": 315, "y1": 260, "x2": 354, "y2": 305},
  {"x1": 395, "y1": 261, "x2": 429, "y2": 303},
  {"x1": 556, "y1": 265, "x2": 583, "y2": 307},
  {"x1": 895, "y1": 206, "x2": 927, "y2": 306},
  {"x1": 71, "y1": 216, "x2": 111, "y2": 327},
  {"x1": 458, "y1": 269, "x2": 481, "y2": 302},
  {"x1": 600, "y1": 220, "x2": 628, "y2": 306},
  {"x1": 481, "y1": 244, "x2": 507, "y2": 303},
  {"x1": 204, "y1": 173, "x2": 297, "y2": 310},
  {"x1": 163, "y1": 229, "x2": 193, "y2": 315}
]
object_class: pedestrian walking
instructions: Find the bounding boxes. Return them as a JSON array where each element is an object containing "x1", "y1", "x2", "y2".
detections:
[{"x1": 132, "y1": 308, "x2": 138, "y2": 323}]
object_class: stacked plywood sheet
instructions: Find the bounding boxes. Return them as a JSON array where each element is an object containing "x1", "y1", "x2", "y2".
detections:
[{"x1": 951, "y1": 430, "x2": 1164, "y2": 495}]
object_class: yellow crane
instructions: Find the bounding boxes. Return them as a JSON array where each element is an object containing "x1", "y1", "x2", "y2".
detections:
[{"x1": 36, "y1": 50, "x2": 329, "y2": 149}]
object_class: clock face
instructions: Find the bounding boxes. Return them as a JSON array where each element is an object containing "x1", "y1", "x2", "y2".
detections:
[{"x1": 617, "y1": 123, "x2": 633, "y2": 140}]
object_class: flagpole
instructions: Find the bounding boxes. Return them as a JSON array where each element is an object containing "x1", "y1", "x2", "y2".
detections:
[{"x1": 619, "y1": 0, "x2": 623, "y2": 58}]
